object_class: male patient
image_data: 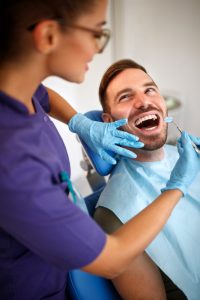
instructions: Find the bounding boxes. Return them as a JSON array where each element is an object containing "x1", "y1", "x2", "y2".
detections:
[{"x1": 94, "y1": 59, "x2": 200, "y2": 300}]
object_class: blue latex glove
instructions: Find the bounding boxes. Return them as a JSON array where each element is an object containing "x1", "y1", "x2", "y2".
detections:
[
  {"x1": 162, "y1": 131, "x2": 200, "y2": 195},
  {"x1": 188, "y1": 134, "x2": 200, "y2": 146},
  {"x1": 68, "y1": 113, "x2": 144, "y2": 164}
]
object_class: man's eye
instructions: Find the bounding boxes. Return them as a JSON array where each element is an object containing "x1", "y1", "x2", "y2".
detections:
[
  {"x1": 118, "y1": 94, "x2": 132, "y2": 102},
  {"x1": 146, "y1": 88, "x2": 156, "y2": 94}
]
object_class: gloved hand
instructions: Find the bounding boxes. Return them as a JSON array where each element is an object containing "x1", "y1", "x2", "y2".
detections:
[
  {"x1": 68, "y1": 113, "x2": 144, "y2": 165},
  {"x1": 162, "y1": 131, "x2": 200, "y2": 196},
  {"x1": 188, "y1": 134, "x2": 200, "y2": 147}
]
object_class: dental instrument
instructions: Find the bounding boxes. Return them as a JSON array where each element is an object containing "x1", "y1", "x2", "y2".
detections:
[{"x1": 164, "y1": 117, "x2": 200, "y2": 154}]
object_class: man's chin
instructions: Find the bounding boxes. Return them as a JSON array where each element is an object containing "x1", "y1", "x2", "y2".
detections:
[
  {"x1": 142, "y1": 137, "x2": 167, "y2": 151},
  {"x1": 143, "y1": 144, "x2": 163, "y2": 151}
]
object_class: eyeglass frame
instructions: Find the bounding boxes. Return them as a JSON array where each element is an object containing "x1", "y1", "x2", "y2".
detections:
[
  {"x1": 67, "y1": 24, "x2": 111, "y2": 53},
  {"x1": 27, "y1": 18, "x2": 111, "y2": 54}
]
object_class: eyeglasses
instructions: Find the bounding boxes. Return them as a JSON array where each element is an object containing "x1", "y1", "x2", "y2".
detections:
[
  {"x1": 68, "y1": 25, "x2": 111, "y2": 54},
  {"x1": 27, "y1": 19, "x2": 111, "y2": 54}
]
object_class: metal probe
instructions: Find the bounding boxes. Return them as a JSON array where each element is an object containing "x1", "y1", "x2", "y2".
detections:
[{"x1": 165, "y1": 117, "x2": 200, "y2": 154}]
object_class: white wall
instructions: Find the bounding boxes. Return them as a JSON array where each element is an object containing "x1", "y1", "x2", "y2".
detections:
[{"x1": 112, "y1": 0, "x2": 200, "y2": 135}]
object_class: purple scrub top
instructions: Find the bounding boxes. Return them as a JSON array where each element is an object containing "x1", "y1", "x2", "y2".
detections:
[{"x1": 0, "y1": 85, "x2": 106, "y2": 300}]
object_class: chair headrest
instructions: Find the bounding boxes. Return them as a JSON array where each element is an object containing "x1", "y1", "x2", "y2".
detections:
[{"x1": 78, "y1": 110, "x2": 115, "y2": 176}]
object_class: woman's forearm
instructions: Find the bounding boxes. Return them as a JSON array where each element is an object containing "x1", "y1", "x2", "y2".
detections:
[{"x1": 46, "y1": 87, "x2": 77, "y2": 124}]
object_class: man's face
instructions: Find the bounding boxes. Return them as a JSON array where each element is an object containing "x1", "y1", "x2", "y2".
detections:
[{"x1": 103, "y1": 68, "x2": 168, "y2": 150}]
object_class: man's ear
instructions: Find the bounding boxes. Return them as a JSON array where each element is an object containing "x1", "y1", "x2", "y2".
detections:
[
  {"x1": 102, "y1": 112, "x2": 113, "y2": 123},
  {"x1": 31, "y1": 20, "x2": 60, "y2": 54}
]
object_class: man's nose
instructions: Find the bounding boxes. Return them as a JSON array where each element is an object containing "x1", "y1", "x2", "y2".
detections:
[{"x1": 133, "y1": 93, "x2": 150, "y2": 110}]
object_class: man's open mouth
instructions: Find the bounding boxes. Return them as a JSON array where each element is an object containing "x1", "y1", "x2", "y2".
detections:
[{"x1": 135, "y1": 114, "x2": 160, "y2": 131}]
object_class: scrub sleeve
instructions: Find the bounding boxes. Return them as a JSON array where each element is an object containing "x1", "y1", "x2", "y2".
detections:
[{"x1": 0, "y1": 85, "x2": 106, "y2": 300}]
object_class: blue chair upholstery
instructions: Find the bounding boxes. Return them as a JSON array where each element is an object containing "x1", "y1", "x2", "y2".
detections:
[
  {"x1": 67, "y1": 186, "x2": 122, "y2": 299},
  {"x1": 84, "y1": 186, "x2": 104, "y2": 217},
  {"x1": 67, "y1": 270, "x2": 121, "y2": 300},
  {"x1": 67, "y1": 189, "x2": 122, "y2": 299},
  {"x1": 79, "y1": 110, "x2": 115, "y2": 176}
]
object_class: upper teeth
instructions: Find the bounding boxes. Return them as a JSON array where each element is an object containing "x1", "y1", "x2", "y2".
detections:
[{"x1": 135, "y1": 114, "x2": 157, "y2": 126}]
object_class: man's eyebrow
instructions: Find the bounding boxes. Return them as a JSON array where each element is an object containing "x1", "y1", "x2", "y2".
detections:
[
  {"x1": 114, "y1": 88, "x2": 133, "y2": 102},
  {"x1": 143, "y1": 81, "x2": 158, "y2": 88}
]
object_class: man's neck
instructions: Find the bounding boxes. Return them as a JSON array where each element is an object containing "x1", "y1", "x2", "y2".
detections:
[{"x1": 133, "y1": 146, "x2": 165, "y2": 162}]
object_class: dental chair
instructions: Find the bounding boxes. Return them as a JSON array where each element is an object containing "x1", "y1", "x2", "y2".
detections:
[{"x1": 67, "y1": 111, "x2": 121, "y2": 300}]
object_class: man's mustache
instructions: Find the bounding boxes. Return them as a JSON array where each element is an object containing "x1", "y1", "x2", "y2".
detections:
[{"x1": 128, "y1": 106, "x2": 161, "y2": 120}]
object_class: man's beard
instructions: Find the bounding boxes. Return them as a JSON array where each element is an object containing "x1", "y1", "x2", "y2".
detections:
[{"x1": 142, "y1": 128, "x2": 168, "y2": 151}]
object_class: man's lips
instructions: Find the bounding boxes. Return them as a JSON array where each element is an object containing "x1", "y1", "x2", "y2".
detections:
[
  {"x1": 127, "y1": 111, "x2": 163, "y2": 134},
  {"x1": 135, "y1": 113, "x2": 159, "y2": 128}
]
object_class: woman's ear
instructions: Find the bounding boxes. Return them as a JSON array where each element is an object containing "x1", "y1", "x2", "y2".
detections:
[
  {"x1": 31, "y1": 20, "x2": 60, "y2": 54},
  {"x1": 102, "y1": 112, "x2": 113, "y2": 123}
]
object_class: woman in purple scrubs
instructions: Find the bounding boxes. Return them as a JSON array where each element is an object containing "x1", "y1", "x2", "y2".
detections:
[{"x1": 0, "y1": 1, "x2": 199, "y2": 299}]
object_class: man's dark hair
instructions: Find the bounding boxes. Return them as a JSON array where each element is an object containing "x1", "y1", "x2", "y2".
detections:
[
  {"x1": 99, "y1": 59, "x2": 147, "y2": 112},
  {"x1": 0, "y1": 0, "x2": 98, "y2": 63}
]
